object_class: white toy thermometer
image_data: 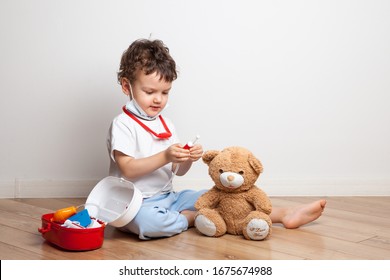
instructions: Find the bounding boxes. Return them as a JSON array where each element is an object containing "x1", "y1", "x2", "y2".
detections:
[{"x1": 183, "y1": 135, "x2": 200, "y2": 150}]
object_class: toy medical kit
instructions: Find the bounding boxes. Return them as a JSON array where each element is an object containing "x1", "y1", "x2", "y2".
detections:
[
  {"x1": 39, "y1": 176, "x2": 142, "y2": 250},
  {"x1": 39, "y1": 213, "x2": 105, "y2": 251}
]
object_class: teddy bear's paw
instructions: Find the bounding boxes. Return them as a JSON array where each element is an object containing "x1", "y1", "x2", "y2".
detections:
[
  {"x1": 195, "y1": 214, "x2": 217, "y2": 237},
  {"x1": 245, "y1": 219, "x2": 269, "y2": 240}
]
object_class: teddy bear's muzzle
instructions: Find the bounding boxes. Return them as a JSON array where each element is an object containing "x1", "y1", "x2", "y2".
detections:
[{"x1": 220, "y1": 172, "x2": 244, "y2": 189}]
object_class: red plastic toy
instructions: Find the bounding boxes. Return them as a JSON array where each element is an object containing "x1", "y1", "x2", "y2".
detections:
[{"x1": 38, "y1": 213, "x2": 105, "y2": 251}]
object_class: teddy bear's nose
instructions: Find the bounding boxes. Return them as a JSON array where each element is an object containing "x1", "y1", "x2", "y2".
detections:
[{"x1": 227, "y1": 175, "x2": 235, "y2": 182}]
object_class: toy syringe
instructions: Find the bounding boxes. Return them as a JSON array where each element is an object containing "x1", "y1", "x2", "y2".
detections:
[{"x1": 183, "y1": 135, "x2": 200, "y2": 150}]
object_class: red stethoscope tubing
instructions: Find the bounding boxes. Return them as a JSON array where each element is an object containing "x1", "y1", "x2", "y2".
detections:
[{"x1": 122, "y1": 106, "x2": 172, "y2": 139}]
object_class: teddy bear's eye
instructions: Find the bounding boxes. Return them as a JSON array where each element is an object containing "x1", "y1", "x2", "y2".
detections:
[
  {"x1": 239, "y1": 171, "x2": 244, "y2": 175},
  {"x1": 219, "y1": 169, "x2": 224, "y2": 174}
]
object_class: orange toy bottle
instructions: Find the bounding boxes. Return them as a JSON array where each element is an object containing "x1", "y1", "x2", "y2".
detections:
[{"x1": 51, "y1": 206, "x2": 77, "y2": 223}]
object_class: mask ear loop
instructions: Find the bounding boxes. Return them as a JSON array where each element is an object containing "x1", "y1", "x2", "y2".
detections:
[{"x1": 128, "y1": 81, "x2": 134, "y2": 101}]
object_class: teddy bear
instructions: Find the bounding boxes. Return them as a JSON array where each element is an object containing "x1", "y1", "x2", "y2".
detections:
[{"x1": 194, "y1": 146, "x2": 272, "y2": 240}]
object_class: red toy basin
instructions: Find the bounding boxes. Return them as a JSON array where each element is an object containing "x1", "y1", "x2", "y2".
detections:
[{"x1": 38, "y1": 213, "x2": 105, "y2": 251}]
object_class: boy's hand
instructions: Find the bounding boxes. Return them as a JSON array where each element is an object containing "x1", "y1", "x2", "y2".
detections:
[
  {"x1": 167, "y1": 143, "x2": 204, "y2": 176},
  {"x1": 188, "y1": 144, "x2": 203, "y2": 162},
  {"x1": 165, "y1": 144, "x2": 191, "y2": 163},
  {"x1": 165, "y1": 143, "x2": 204, "y2": 163}
]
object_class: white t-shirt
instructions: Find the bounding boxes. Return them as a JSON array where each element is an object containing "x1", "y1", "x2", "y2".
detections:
[{"x1": 107, "y1": 111, "x2": 179, "y2": 198}]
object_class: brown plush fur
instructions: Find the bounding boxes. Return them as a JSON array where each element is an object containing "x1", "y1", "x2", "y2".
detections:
[{"x1": 195, "y1": 146, "x2": 272, "y2": 240}]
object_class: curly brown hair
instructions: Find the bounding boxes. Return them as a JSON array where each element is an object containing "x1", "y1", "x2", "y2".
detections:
[{"x1": 117, "y1": 39, "x2": 177, "y2": 85}]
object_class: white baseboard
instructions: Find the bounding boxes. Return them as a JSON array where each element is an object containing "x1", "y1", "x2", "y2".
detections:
[
  {"x1": 0, "y1": 177, "x2": 389, "y2": 198},
  {"x1": 0, "y1": 179, "x2": 99, "y2": 198}
]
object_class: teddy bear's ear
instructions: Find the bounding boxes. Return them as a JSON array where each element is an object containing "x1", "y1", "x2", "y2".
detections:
[
  {"x1": 202, "y1": 150, "x2": 220, "y2": 165},
  {"x1": 248, "y1": 153, "x2": 263, "y2": 175}
]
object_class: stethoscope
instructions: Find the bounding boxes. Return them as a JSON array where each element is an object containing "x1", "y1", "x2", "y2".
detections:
[{"x1": 122, "y1": 106, "x2": 172, "y2": 139}]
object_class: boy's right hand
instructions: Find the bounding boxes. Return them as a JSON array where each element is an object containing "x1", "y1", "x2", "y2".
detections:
[{"x1": 165, "y1": 143, "x2": 191, "y2": 163}]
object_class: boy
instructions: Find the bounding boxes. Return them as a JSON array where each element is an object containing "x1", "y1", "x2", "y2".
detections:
[{"x1": 107, "y1": 39, "x2": 326, "y2": 240}]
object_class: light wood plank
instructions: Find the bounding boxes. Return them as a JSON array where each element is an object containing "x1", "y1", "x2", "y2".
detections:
[{"x1": 1, "y1": 197, "x2": 389, "y2": 260}]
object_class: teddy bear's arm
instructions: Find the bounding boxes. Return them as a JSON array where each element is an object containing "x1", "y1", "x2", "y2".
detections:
[
  {"x1": 194, "y1": 187, "x2": 220, "y2": 210},
  {"x1": 247, "y1": 187, "x2": 272, "y2": 215}
]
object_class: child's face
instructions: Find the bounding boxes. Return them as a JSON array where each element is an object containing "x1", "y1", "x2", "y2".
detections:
[{"x1": 123, "y1": 70, "x2": 172, "y2": 118}]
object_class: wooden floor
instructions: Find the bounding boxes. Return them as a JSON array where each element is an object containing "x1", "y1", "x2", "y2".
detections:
[{"x1": 0, "y1": 196, "x2": 389, "y2": 260}]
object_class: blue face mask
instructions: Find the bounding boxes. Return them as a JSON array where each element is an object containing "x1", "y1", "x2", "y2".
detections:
[
  {"x1": 125, "y1": 84, "x2": 164, "y2": 121},
  {"x1": 125, "y1": 100, "x2": 156, "y2": 121}
]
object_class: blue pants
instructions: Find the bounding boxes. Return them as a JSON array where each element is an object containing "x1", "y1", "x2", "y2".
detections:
[{"x1": 120, "y1": 189, "x2": 206, "y2": 240}]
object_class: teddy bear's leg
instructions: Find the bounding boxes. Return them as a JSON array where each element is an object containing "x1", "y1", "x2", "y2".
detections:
[
  {"x1": 195, "y1": 208, "x2": 227, "y2": 237},
  {"x1": 242, "y1": 211, "x2": 272, "y2": 241}
]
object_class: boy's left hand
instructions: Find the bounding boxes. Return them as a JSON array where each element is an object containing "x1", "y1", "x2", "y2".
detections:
[{"x1": 188, "y1": 144, "x2": 203, "y2": 162}]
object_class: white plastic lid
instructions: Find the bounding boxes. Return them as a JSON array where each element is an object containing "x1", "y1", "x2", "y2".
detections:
[{"x1": 85, "y1": 176, "x2": 143, "y2": 227}]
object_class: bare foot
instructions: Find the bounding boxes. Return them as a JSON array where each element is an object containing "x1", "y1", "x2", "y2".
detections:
[
  {"x1": 280, "y1": 199, "x2": 326, "y2": 229},
  {"x1": 181, "y1": 210, "x2": 197, "y2": 227}
]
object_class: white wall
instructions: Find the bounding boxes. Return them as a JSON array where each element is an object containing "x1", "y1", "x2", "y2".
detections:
[{"x1": 1, "y1": 0, "x2": 389, "y2": 197}]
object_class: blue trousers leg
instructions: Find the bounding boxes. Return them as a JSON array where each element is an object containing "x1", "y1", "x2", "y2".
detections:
[{"x1": 121, "y1": 189, "x2": 206, "y2": 240}]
